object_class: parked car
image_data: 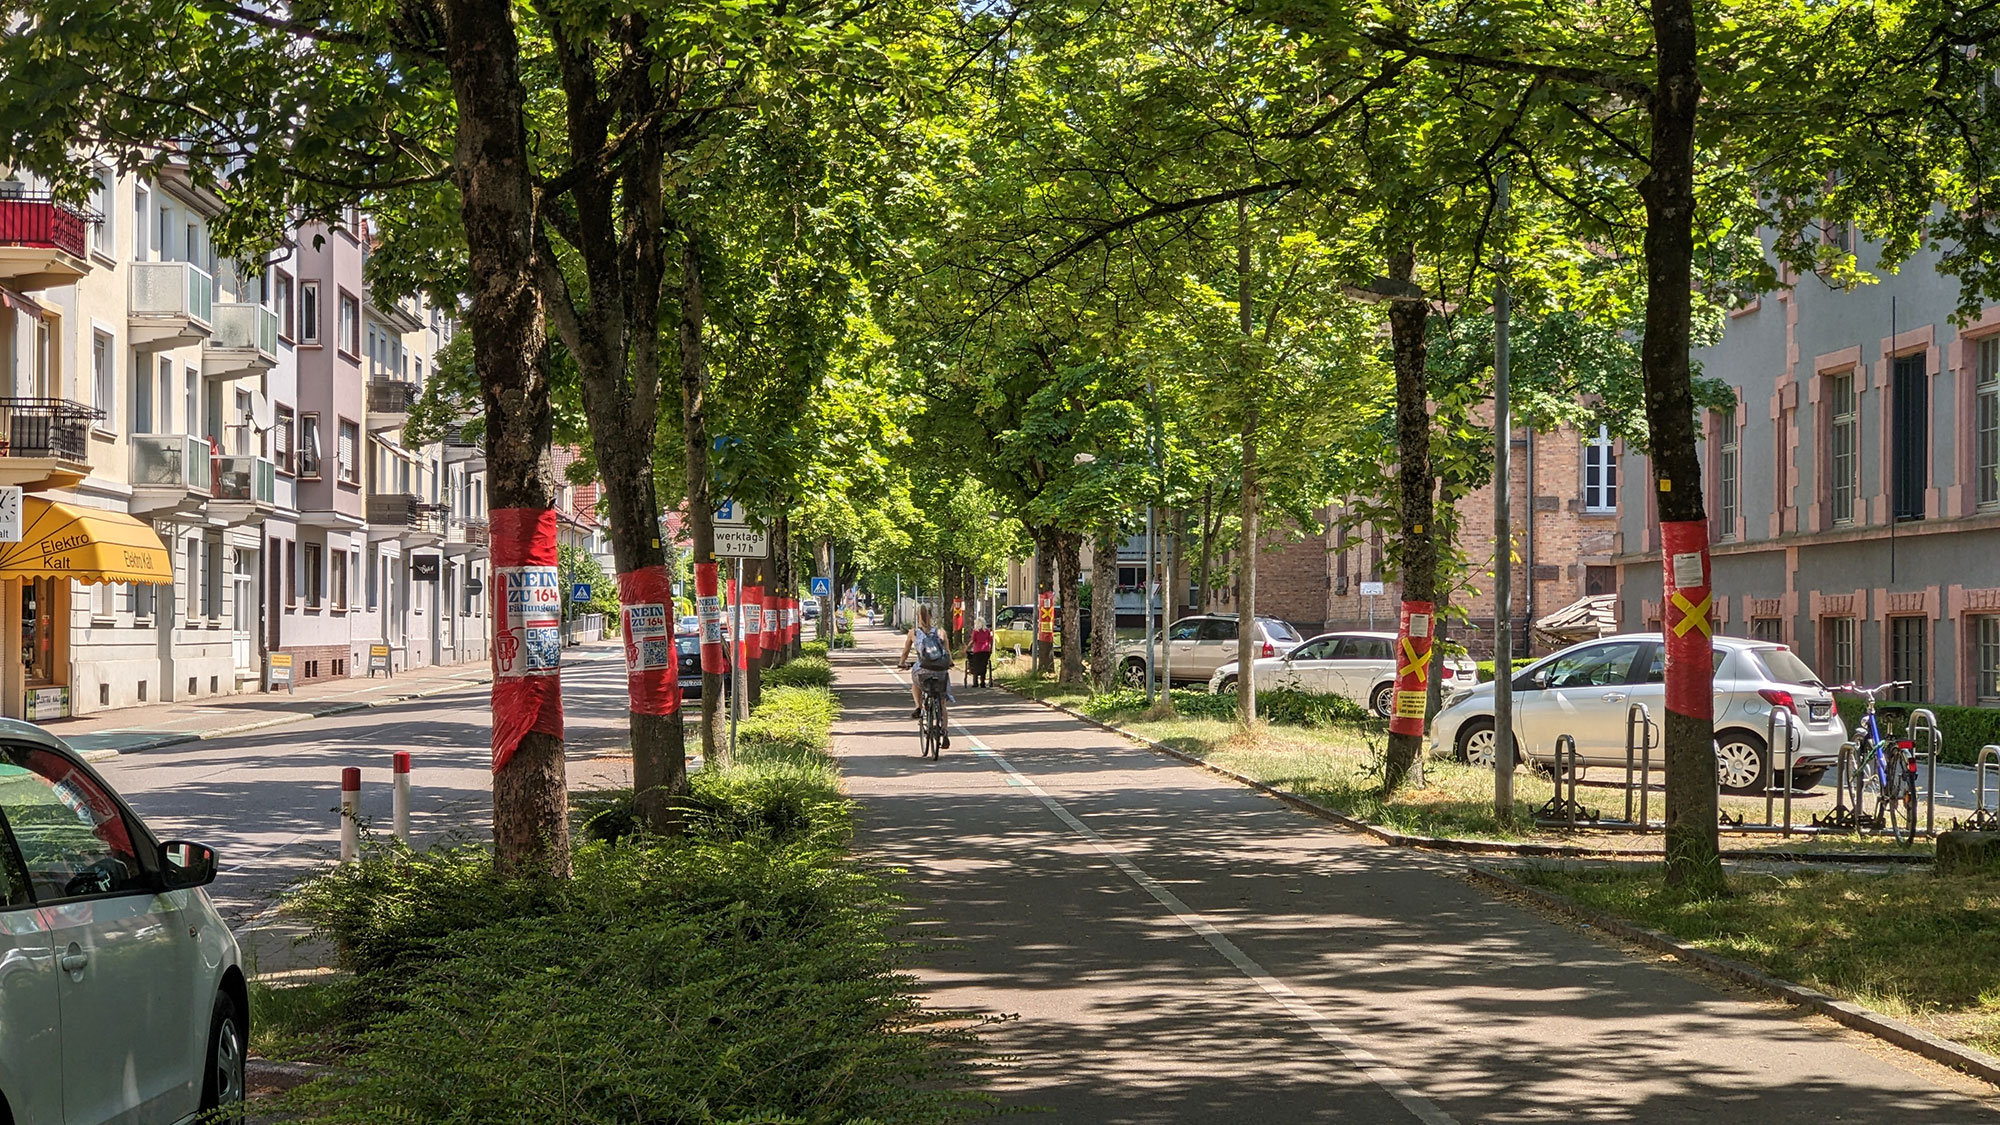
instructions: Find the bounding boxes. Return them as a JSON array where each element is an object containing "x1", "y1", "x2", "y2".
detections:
[
  {"x1": 1113, "y1": 614, "x2": 1304, "y2": 687},
  {"x1": 1208, "y1": 631, "x2": 1479, "y2": 717},
  {"x1": 802, "y1": 600, "x2": 821, "y2": 620},
  {"x1": 993, "y1": 604, "x2": 1038, "y2": 630},
  {"x1": 678, "y1": 633, "x2": 732, "y2": 700},
  {"x1": 678, "y1": 614, "x2": 700, "y2": 635},
  {"x1": 0, "y1": 721, "x2": 245, "y2": 1124},
  {"x1": 1429, "y1": 633, "x2": 1847, "y2": 793}
]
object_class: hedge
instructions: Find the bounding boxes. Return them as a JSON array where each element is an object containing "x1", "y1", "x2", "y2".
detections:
[
  {"x1": 1079, "y1": 686, "x2": 1377, "y2": 728},
  {"x1": 1834, "y1": 697, "x2": 2000, "y2": 765}
]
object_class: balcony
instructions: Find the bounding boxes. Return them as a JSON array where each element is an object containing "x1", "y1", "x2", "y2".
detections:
[
  {"x1": 444, "y1": 515, "x2": 490, "y2": 556},
  {"x1": 202, "y1": 303, "x2": 279, "y2": 378},
  {"x1": 368, "y1": 493, "x2": 447, "y2": 544},
  {"x1": 442, "y1": 422, "x2": 484, "y2": 467},
  {"x1": 0, "y1": 398, "x2": 97, "y2": 490},
  {"x1": 366, "y1": 378, "x2": 417, "y2": 433},
  {"x1": 0, "y1": 194, "x2": 92, "y2": 290},
  {"x1": 209, "y1": 455, "x2": 277, "y2": 524},
  {"x1": 129, "y1": 260, "x2": 213, "y2": 351},
  {"x1": 130, "y1": 433, "x2": 212, "y2": 516}
]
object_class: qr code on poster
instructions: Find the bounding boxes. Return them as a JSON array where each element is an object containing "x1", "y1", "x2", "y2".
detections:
[
  {"x1": 523, "y1": 627, "x2": 562, "y2": 673},
  {"x1": 640, "y1": 638, "x2": 673, "y2": 670}
]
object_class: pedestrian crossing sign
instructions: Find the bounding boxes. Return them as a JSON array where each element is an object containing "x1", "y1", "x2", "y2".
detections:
[{"x1": 811, "y1": 576, "x2": 832, "y2": 598}]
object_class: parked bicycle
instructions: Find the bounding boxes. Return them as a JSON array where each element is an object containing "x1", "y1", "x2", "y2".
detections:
[{"x1": 1831, "y1": 681, "x2": 1919, "y2": 844}]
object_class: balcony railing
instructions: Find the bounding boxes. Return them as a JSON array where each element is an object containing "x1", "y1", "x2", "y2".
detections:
[
  {"x1": 213, "y1": 455, "x2": 277, "y2": 505},
  {"x1": 0, "y1": 193, "x2": 89, "y2": 259},
  {"x1": 367, "y1": 378, "x2": 418, "y2": 414},
  {"x1": 132, "y1": 433, "x2": 213, "y2": 494},
  {"x1": 0, "y1": 398, "x2": 97, "y2": 463},
  {"x1": 448, "y1": 516, "x2": 490, "y2": 547},
  {"x1": 130, "y1": 260, "x2": 213, "y2": 324},
  {"x1": 207, "y1": 303, "x2": 278, "y2": 359},
  {"x1": 369, "y1": 493, "x2": 449, "y2": 533}
]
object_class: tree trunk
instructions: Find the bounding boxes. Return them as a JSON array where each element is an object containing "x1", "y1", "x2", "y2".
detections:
[
  {"x1": 442, "y1": 0, "x2": 569, "y2": 876},
  {"x1": 1198, "y1": 486, "x2": 1214, "y2": 614},
  {"x1": 1033, "y1": 528, "x2": 1055, "y2": 675},
  {"x1": 1235, "y1": 198, "x2": 1260, "y2": 725},
  {"x1": 1383, "y1": 249, "x2": 1433, "y2": 793},
  {"x1": 1057, "y1": 532, "x2": 1084, "y2": 684},
  {"x1": 1170, "y1": 508, "x2": 1189, "y2": 618},
  {"x1": 1091, "y1": 525, "x2": 1119, "y2": 690},
  {"x1": 1644, "y1": 0, "x2": 1723, "y2": 893},
  {"x1": 677, "y1": 236, "x2": 722, "y2": 767}
]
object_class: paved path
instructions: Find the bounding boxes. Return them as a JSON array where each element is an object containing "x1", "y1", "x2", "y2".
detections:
[{"x1": 831, "y1": 628, "x2": 2000, "y2": 1123}]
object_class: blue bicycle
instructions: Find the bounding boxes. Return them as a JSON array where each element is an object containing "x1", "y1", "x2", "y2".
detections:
[{"x1": 1833, "y1": 681, "x2": 1919, "y2": 845}]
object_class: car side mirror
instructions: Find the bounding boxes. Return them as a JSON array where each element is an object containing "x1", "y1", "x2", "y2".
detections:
[{"x1": 160, "y1": 841, "x2": 217, "y2": 889}]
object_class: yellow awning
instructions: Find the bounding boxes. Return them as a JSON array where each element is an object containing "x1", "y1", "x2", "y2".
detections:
[{"x1": 0, "y1": 498, "x2": 173, "y2": 585}]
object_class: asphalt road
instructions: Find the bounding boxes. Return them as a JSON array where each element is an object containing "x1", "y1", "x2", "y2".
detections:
[
  {"x1": 82, "y1": 646, "x2": 638, "y2": 970},
  {"x1": 832, "y1": 628, "x2": 2000, "y2": 1124}
]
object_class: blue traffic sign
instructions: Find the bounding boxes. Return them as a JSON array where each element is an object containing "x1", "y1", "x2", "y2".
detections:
[
  {"x1": 810, "y1": 576, "x2": 832, "y2": 598},
  {"x1": 570, "y1": 582, "x2": 593, "y2": 603}
]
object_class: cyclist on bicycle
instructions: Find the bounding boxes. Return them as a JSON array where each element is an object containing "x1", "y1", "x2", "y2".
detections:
[{"x1": 898, "y1": 604, "x2": 953, "y2": 748}]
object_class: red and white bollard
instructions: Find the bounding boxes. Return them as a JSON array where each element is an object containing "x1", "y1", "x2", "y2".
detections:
[
  {"x1": 339, "y1": 767, "x2": 361, "y2": 862},
  {"x1": 392, "y1": 752, "x2": 412, "y2": 842}
]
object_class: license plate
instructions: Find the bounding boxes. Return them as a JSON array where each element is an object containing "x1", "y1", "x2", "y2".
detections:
[{"x1": 1808, "y1": 702, "x2": 1831, "y2": 721}]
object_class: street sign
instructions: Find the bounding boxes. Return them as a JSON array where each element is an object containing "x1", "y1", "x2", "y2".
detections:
[
  {"x1": 412, "y1": 555, "x2": 441, "y2": 582},
  {"x1": 810, "y1": 576, "x2": 832, "y2": 598},
  {"x1": 466, "y1": 577, "x2": 484, "y2": 597},
  {"x1": 714, "y1": 498, "x2": 747, "y2": 526},
  {"x1": 570, "y1": 581, "x2": 593, "y2": 603},
  {"x1": 714, "y1": 526, "x2": 768, "y2": 558},
  {"x1": 1360, "y1": 581, "x2": 1385, "y2": 596}
]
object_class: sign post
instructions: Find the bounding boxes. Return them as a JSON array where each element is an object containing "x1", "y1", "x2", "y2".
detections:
[
  {"x1": 368, "y1": 643, "x2": 393, "y2": 678},
  {"x1": 267, "y1": 651, "x2": 294, "y2": 693}
]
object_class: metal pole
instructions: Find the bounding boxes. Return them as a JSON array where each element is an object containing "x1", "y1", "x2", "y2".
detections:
[
  {"x1": 1144, "y1": 504, "x2": 1157, "y2": 703},
  {"x1": 391, "y1": 751, "x2": 411, "y2": 842},
  {"x1": 1493, "y1": 172, "x2": 1517, "y2": 820},
  {"x1": 731, "y1": 557, "x2": 744, "y2": 761}
]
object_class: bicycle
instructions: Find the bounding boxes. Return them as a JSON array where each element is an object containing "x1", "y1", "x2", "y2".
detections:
[
  {"x1": 903, "y1": 663, "x2": 947, "y2": 761},
  {"x1": 1831, "y1": 681, "x2": 1919, "y2": 844}
]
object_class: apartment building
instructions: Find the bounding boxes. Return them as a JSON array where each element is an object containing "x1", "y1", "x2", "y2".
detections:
[
  {"x1": 1614, "y1": 242, "x2": 2000, "y2": 707},
  {"x1": 0, "y1": 166, "x2": 492, "y2": 719}
]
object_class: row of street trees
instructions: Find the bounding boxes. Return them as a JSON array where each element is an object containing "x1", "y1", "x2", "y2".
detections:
[{"x1": 7, "y1": 0, "x2": 2000, "y2": 889}]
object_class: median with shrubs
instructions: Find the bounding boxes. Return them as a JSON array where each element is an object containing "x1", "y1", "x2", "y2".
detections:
[{"x1": 256, "y1": 683, "x2": 989, "y2": 1124}]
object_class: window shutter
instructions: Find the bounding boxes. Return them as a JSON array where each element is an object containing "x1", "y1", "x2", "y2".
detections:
[{"x1": 337, "y1": 426, "x2": 355, "y2": 480}]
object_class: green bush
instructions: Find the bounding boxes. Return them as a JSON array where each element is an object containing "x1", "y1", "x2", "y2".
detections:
[
  {"x1": 279, "y1": 682, "x2": 989, "y2": 1124},
  {"x1": 764, "y1": 654, "x2": 832, "y2": 690},
  {"x1": 800, "y1": 639, "x2": 829, "y2": 659},
  {"x1": 831, "y1": 628, "x2": 856, "y2": 649},
  {"x1": 1834, "y1": 697, "x2": 2000, "y2": 765},
  {"x1": 1078, "y1": 686, "x2": 1377, "y2": 728}
]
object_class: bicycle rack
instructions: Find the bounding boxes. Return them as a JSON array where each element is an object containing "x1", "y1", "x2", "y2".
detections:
[
  {"x1": 1813, "y1": 740, "x2": 1865, "y2": 831},
  {"x1": 1758, "y1": 705, "x2": 1800, "y2": 838},
  {"x1": 1534, "y1": 733, "x2": 1601, "y2": 828},
  {"x1": 1961, "y1": 745, "x2": 2000, "y2": 832},
  {"x1": 1908, "y1": 708, "x2": 1943, "y2": 838},
  {"x1": 1624, "y1": 702, "x2": 1659, "y2": 829}
]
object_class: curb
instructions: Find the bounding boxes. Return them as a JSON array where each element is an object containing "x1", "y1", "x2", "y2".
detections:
[
  {"x1": 76, "y1": 674, "x2": 492, "y2": 763},
  {"x1": 997, "y1": 683, "x2": 1930, "y2": 864},
  {"x1": 1465, "y1": 865, "x2": 2000, "y2": 1088}
]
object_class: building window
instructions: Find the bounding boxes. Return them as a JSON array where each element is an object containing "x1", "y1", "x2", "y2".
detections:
[
  {"x1": 299, "y1": 281, "x2": 321, "y2": 345},
  {"x1": 89, "y1": 165, "x2": 114, "y2": 256},
  {"x1": 134, "y1": 579, "x2": 154, "y2": 621},
  {"x1": 204, "y1": 533, "x2": 222, "y2": 620},
  {"x1": 1751, "y1": 617, "x2": 1782, "y2": 643},
  {"x1": 366, "y1": 549, "x2": 379, "y2": 609},
  {"x1": 91, "y1": 582, "x2": 114, "y2": 621},
  {"x1": 274, "y1": 406, "x2": 295, "y2": 474},
  {"x1": 1825, "y1": 616, "x2": 1856, "y2": 686},
  {"x1": 1889, "y1": 616, "x2": 1928, "y2": 701},
  {"x1": 184, "y1": 540, "x2": 200, "y2": 621},
  {"x1": 1978, "y1": 337, "x2": 2000, "y2": 510},
  {"x1": 338, "y1": 420, "x2": 360, "y2": 484},
  {"x1": 1977, "y1": 617, "x2": 2000, "y2": 704},
  {"x1": 275, "y1": 271, "x2": 295, "y2": 342},
  {"x1": 331, "y1": 551, "x2": 348, "y2": 610},
  {"x1": 285, "y1": 539, "x2": 297, "y2": 607},
  {"x1": 91, "y1": 331, "x2": 115, "y2": 431},
  {"x1": 299, "y1": 413, "x2": 322, "y2": 478},
  {"x1": 1829, "y1": 372, "x2": 1858, "y2": 525},
  {"x1": 1892, "y1": 352, "x2": 1928, "y2": 521},
  {"x1": 304, "y1": 543, "x2": 323, "y2": 608},
  {"x1": 1582, "y1": 424, "x2": 1617, "y2": 512},
  {"x1": 1715, "y1": 407, "x2": 1738, "y2": 539},
  {"x1": 338, "y1": 291, "x2": 360, "y2": 356}
]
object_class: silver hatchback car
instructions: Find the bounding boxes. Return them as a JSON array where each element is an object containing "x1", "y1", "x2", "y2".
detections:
[
  {"x1": 1429, "y1": 633, "x2": 1847, "y2": 793},
  {"x1": 0, "y1": 721, "x2": 246, "y2": 1124}
]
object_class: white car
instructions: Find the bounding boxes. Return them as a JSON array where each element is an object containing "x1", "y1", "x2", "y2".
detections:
[
  {"x1": 1428, "y1": 633, "x2": 1848, "y2": 793},
  {"x1": 0, "y1": 721, "x2": 245, "y2": 1124},
  {"x1": 1208, "y1": 630, "x2": 1479, "y2": 717}
]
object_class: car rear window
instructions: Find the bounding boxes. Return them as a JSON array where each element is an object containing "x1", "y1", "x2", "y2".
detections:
[
  {"x1": 1753, "y1": 646, "x2": 1824, "y2": 687},
  {"x1": 1260, "y1": 618, "x2": 1302, "y2": 641}
]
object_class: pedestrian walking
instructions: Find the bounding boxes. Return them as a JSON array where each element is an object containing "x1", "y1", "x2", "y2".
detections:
[{"x1": 968, "y1": 620, "x2": 994, "y2": 686}]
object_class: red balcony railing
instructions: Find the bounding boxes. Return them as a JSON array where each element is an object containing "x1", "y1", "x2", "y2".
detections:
[{"x1": 0, "y1": 194, "x2": 89, "y2": 259}]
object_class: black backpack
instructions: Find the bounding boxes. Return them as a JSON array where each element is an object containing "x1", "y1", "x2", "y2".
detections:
[{"x1": 915, "y1": 627, "x2": 952, "y2": 670}]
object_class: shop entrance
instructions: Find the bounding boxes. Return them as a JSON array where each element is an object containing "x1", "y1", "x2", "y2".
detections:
[{"x1": 19, "y1": 576, "x2": 66, "y2": 719}]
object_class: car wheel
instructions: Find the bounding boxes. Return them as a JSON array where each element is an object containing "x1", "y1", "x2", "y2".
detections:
[
  {"x1": 201, "y1": 991, "x2": 247, "y2": 1122},
  {"x1": 1371, "y1": 682, "x2": 1395, "y2": 719},
  {"x1": 1119, "y1": 659, "x2": 1148, "y2": 688},
  {"x1": 1216, "y1": 675, "x2": 1236, "y2": 694},
  {"x1": 1457, "y1": 719, "x2": 1496, "y2": 767},
  {"x1": 1715, "y1": 731, "x2": 1769, "y2": 794}
]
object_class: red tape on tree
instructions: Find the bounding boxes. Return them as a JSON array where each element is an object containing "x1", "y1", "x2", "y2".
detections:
[
  {"x1": 490, "y1": 507, "x2": 563, "y2": 773},
  {"x1": 1387, "y1": 600, "x2": 1435, "y2": 738},
  {"x1": 696, "y1": 563, "x2": 726, "y2": 674},
  {"x1": 1660, "y1": 519, "x2": 1715, "y2": 721},
  {"x1": 762, "y1": 593, "x2": 778, "y2": 656},
  {"x1": 617, "y1": 565, "x2": 681, "y2": 717},
  {"x1": 744, "y1": 585, "x2": 764, "y2": 663}
]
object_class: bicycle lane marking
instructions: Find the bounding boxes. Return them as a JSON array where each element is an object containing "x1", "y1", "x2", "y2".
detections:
[{"x1": 862, "y1": 655, "x2": 1457, "y2": 1125}]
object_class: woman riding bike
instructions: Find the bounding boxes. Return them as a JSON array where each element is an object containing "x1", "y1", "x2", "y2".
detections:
[{"x1": 898, "y1": 603, "x2": 953, "y2": 749}]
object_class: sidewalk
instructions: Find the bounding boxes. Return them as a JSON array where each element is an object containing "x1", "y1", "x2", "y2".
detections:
[{"x1": 48, "y1": 639, "x2": 615, "y2": 760}]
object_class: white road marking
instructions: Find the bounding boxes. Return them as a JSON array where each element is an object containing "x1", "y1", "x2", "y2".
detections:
[{"x1": 866, "y1": 656, "x2": 1458, "y2": 1125}]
